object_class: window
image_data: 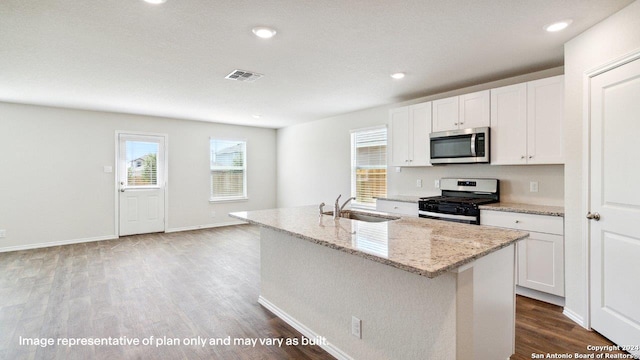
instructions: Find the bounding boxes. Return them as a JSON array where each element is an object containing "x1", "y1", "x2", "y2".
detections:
[
  {"x1": 125, "y1": 141, "x2": 159, "y2": 187},
  {"x1": 351, "y1": 126, "x2": 387, "y2": 207},
  {"x1": 210, "y1": 139, "x2": 247, "y2": 201}
]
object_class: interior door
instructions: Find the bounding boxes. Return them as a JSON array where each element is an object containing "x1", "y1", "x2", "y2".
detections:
[
  {"x1": 589, "y1": 57, "x2": 640, "y2": 357},
  {"x1": 118, "y1": 133, "x2": 166, "y2": 236}
]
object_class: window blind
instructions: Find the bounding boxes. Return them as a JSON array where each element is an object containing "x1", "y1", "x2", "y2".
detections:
[
  {"x1": 351, "y1": 127, "x2": 387, "y2": 205},
  {"x1": 210, "y1": 139, "x2": 247, "y2": 200}
]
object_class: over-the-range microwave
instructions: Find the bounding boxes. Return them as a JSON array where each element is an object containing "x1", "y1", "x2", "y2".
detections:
[{"x1": 429, "y1": 126, "x2": 490, "y2": 164}]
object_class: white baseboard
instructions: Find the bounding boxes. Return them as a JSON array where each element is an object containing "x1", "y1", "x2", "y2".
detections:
[
  {"x1": 562, "y1": 307, "x2": 588, "y2": 329},
  {"x1": 0, "y1": 221, "x2": 249, "y2": 253},
  {"x1": 258, "y1": 296, "x2": 352, "y2": 360},
  {"x1": 0, "y1": 234, "x2": 117, "y2": 253},
  {"x1": 165, "y1": 220, "x2": 247, "y2": 233}
]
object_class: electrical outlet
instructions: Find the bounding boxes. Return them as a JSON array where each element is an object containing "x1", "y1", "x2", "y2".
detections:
[
  {"x1": 416, "y1": 179, "x2": 422, "y2": 188},
  {"x1": 0, "y1": 229, "x2": 6, "y2": 238},
  {"x1": 351, "y1": 316, "x2": 361, "y2": 339},
  {"x1": 434, "y1": 179, "x2": 440, "y2": 189},
  {"x1": 103, "y1": 166, "x2": 113, "y2": 173},
  {"x1": 530, "y1": 181, "x2": 539, "y2": 193},
  {"x1": 395, "y1": 167, "x2": 402, "y2": 173},
  {"x1": 211, "y1": 210, "x2": 216, "y2": 218}
]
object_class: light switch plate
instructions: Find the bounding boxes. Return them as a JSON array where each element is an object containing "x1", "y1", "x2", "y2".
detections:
[
  {"x1": 0, "y1": 229, "x2": 6, "y2": 238},
  {"x1": 351, "y1": 316, "x2": 361, "y2": 339},
  {"x1": 103, "y1": 166, "x2": 113, "y2": 173},
  {"x1": 416, "y1": 179, "x2": 422, "y2": 188},
  {"x1": 434, "y1": 179, "x2": 440, "y2": 189}
]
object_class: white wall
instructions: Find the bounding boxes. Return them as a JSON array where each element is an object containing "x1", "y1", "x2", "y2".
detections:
[
  {"x1": 277, "y1": 67, "x2": 565, "y2": 208},
  {"x1": 563, "y1": 0, "x2": 640, "y2": 326},
  {"x1": 0, "y1": 102, "x2": 277, "y2": 251}
]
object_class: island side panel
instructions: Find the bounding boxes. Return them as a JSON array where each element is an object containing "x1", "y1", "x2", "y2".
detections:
[
  {"x1": 259, "y1": 227, "x2": 457, "y2": 360},
  {"x1": 455, "y1": 244, "x2": 516, "y2": 360}
]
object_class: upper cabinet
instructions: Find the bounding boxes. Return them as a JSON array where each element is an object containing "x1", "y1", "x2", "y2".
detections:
[
  {"x1": 527, "y1": 76, "x2": 564, "y2": 164},
  {"x1": 432, "y1": 96, "x2": 459, "y2": 132},
  {"x1": 389, "y1": 102, "x2": 432, "y2": 167},
  {"x1": 432, "y1": 90, "x2": 490, "y2": 132},
  {"x1": 490, "y1": 75, "x2": 564, "y2": 165}
]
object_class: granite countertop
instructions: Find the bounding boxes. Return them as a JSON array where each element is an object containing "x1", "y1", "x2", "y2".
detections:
[
  {"x1": 479, "y1": 202, "x2": 565, "y2": 217},
  {"x1": 377, "y1": 196, "x2": 564, "y2": 217},
  {"x1": 229, "y1": 206, "x2": 528, "y2": 279},
  {"x1": 375, "y1": 195, "x2": 421, "y2": 203}
]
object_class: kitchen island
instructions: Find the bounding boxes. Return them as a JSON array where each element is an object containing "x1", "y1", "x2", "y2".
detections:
[{"x1": 229, "y1": 206, "x2": 528, "y2": 360}]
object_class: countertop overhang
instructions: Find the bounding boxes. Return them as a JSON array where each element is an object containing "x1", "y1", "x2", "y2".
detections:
[{"x1": 229, "y1": 206, "x2": 528, "y2": 278}]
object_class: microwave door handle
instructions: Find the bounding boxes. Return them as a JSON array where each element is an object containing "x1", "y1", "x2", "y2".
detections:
[{"x1": 470, "y1": 133, "x2": 477, "y2": 156}]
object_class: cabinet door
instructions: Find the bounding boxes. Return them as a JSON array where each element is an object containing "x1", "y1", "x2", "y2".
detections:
[
  {"x1": 389, "y1": 107, "x2": 410, "y2": 166},
  {"x1": 527, "y1": 75, "x2": 564, "y2": 164},
  {"x1": 459, "y1": 90, "x2": 490, "y2": 129},
  {"x1": 432, "y1": 96, "x2": 459, "y2": 132},
  {"x1": 517, "y1": 231, "x2": 564, "y2": 296},
  {"x1": 409, "y1": 102, "x2": 432, "y2": 166},
  {"x1": 490, "y1": 84, "x2": 528, "y2": 165}
]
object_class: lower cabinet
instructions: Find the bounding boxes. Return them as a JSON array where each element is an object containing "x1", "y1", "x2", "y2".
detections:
[
  {"x1": 481, "y1": 210, "x2": 564, "y2": 297},
  {"x1": 375, "y1": 199, "x2": 418, "y2": 217}
]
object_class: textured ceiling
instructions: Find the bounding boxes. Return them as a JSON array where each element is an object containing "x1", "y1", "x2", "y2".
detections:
[{"x1": 0, "y1": 0, "x2": 633, "y2": 128}]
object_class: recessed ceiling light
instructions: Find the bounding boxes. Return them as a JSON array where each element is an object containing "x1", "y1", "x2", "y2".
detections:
[
  {"x1": 252, "y1": 27, "x2": 277, "y2": 39},
  {"x1": 544, "y1": 19, "x2": 573, "y2": 32},
  {"x1": 391, "y1": 72, "x2": 405, "y2": 79},
  {"x1": 252, "y1": 114, "x2": 262, "y2": 119},
  {"x1": 143, "y1": 0, "x2": 167, "y2": 4}
]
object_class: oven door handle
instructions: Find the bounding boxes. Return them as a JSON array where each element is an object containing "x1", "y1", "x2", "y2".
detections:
[
  {"x1": 470, "y1": 133, "x2": 477, "y2": 156},
  {"x1": 418, "y1": 210, "x2": 478, "y2": 222}
]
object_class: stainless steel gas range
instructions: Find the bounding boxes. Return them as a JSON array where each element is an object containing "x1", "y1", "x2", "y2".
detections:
[{"x1": 418, "y1": 178, "x2": 499, "y2": 225}]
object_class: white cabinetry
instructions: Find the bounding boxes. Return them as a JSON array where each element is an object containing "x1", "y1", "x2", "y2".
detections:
[
  {"x1": 432, "y1": 90, "x2": 490, "y2": 132},
  {"x1": 432, "y1": 96, "x2": 459, "y2": 132},
  {"x1": 527, "y1": 76, "x2": 564, "y2": 164},
  {"x1": 376, "y1": 199, "x2": 418, "y2": 217},
  {"x1": 389, "y1": 102, "x2": 432, "y2": 167},
  {"x1": 481, "y1": 210, "x2": 564, "y2": 298},
  {"x1": 490, "y1": 75, "x2": 564, "y2": 165}
]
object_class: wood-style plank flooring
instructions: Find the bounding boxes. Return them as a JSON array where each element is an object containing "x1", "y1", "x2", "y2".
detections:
[{"x1": 0, "y1": 225, "x2": 628, "y2": 360}]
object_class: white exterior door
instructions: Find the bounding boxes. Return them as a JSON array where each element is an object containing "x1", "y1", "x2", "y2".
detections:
[
  {"x1": 589, "y1": 57, "x2": 640, "y2": 357},
  {"x1": 118, "y1": 133, "x2": 166, "y2": 236}
]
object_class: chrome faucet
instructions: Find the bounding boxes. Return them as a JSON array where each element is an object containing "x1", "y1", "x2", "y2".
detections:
[
  {"x1": 333, "y1": 195, "x2": 342, "y2": 220},
  {"x1": 333, "y1": 195, "x2": 356, "y2": 220},
  {"x1": 319, "y1": 202, "x2": 325, "y2": 216},
  {"x1": 340, "y1": 196, "x2": 356, "y2": 212}
]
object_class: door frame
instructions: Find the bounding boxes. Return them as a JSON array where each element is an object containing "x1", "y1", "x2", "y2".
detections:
[
  {"x1": 582, "y1": 49, "x2": 640, "y2": 330},
  {"x1": 114, "y1": 130, "x2": 169, "y2": 237}
]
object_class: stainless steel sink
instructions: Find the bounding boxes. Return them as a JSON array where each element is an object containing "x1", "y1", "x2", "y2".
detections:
[{"x1": 323, "y1": 210, "x2": 399, "y2": 223}]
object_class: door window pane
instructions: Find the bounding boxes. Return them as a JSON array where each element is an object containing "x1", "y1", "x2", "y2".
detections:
[{"x1": 126, "y1": 141, "x2": 159, "y2": 186}]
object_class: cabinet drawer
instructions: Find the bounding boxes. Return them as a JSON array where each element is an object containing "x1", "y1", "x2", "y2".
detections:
[
  {"x1": 376, "y1": 200, "x2": 418, "y2": 217},
  {"x1": 481, "y1": 210, "x2": 563, "y2": 235}
]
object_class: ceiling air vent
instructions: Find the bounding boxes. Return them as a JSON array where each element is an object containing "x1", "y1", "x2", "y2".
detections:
[{"x1": 224, "y1": 69, "x2": 263, "y2": 82}]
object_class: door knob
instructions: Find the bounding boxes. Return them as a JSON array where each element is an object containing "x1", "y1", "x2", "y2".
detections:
[{"x1": 586, "y1": 212, "x2": 601, "y2": 221}]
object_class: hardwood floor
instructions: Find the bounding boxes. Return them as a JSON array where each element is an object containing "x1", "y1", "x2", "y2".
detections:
[
  {"x1": 512, "y1": 296, "x2": 628, "y2": 360},
  {"x1": 0, "y1": 225, "x2": 629, "y2": 360}
]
